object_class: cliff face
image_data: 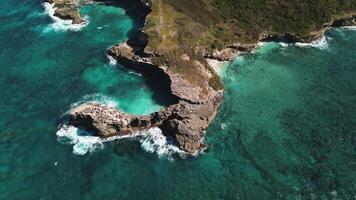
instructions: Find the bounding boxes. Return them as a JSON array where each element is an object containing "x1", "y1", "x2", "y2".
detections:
[{"x1": 48, "y1": 0, "x2": 356, "y2": 155}]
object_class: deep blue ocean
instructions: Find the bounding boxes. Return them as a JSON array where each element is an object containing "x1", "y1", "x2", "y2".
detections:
[{"x1": 0, "y1": 1, "x2": 355, "y2": 199}]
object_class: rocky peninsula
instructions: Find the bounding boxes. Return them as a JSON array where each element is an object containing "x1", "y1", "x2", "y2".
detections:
[{"x1": 48, "y1": 0, "x2": 356, "y2": 154}]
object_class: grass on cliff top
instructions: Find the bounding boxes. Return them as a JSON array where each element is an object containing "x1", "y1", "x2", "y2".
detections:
[
  {"x1": 142, "y1": 0, "x2": 355, "y2": 93},
  {"x1": 211, "y1": 0, "x2": 356, "y2": 42},
  {"x1": 144, "y1": 0, "x2": 223, "y2": 93}
]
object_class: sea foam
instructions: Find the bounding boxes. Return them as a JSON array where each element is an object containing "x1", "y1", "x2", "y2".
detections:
[
  {"x1": 42, "y1": 2, "x2": 89, "y2": 32},
  {"x1": 295, "y1": 35, "x2": 330, "y2": 49},
  {"x1": 341, "y1": 26, "x2": 356, "y2": 31},
  {"x1": 56, "y1": 125, "x2": 104, "y2": 155},
  {"x1": 106, "y1": 54, "x2": 143, "y2": 77},
  {"x1": 69, "y1": 94, "x2": 118, "y2": 110},
  {"x1": 106, "y1": 54, "x2": 117, "y2": 66},
  {"x1": 56, "y1": 125, "x2": 188, "y2": 160}
]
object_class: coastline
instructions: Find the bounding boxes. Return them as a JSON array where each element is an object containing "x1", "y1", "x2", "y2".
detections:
[
  {"x1": 47, "y1": 0, "x2": 356, "y2": 156},
  {"x1": 206, "y1": 58, "x2": 229, "y2": 76}
]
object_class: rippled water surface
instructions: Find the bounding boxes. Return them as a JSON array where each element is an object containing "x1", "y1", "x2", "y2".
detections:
[{"x1": 0, "y1": 1, "x2": 355, "y2": 199}]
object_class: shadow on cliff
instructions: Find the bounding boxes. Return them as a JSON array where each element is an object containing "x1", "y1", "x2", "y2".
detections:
[
  {"x1": 97, "y1": 0, "x2": 150, "y2": 43},
  {"x1": 99, "y1": 0, "x2": 180, "y2": 107},
  {"x1": 116, "y1": 61, "x2": 180, "y2": 107}
]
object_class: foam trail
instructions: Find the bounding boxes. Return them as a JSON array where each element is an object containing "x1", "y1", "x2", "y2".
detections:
[
  {"x1": 42, "y1": 2, "x2": 89, "y2": 32},
  {"x1": 295, "y1": 35, "x2": 330, "y2": 49},
  {"x1": 128, "y1": 71, "x2": 143, "y2": 77}
]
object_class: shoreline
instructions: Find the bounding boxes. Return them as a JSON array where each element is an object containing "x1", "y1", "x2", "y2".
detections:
[
  {"x1": 206, "y1": 58, "x2": 229, "y2": 76},
  {"x1": 47, "y1": 0, "x2": 355, "y2": 156}
]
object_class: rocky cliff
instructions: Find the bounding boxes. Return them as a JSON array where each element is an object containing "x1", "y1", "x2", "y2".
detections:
[{"x1": 48, "y1": 0, "x2": 356, "y2": 155}]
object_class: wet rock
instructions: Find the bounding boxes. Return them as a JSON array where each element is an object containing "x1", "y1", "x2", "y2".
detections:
[{"x1": 44, "y1": 0, "x2": 84, "y2": 24}]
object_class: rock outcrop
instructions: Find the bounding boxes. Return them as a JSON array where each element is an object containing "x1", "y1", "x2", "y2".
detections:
[
  {"x1": 69, "y1": 92, "x2": 222, "y2": 153},
  {"x1": 44, "y1": 0, "x2": 85, "y2": 24}
]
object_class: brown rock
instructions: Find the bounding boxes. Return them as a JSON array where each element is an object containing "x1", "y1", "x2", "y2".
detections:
[{"x1": 108, "y1": 43, "x2": 135, "y2": 60}]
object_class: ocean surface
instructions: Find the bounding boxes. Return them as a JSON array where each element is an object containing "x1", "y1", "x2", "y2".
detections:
[{"x1": 0, "y1": 1, "x2": 355, "y2": 199}]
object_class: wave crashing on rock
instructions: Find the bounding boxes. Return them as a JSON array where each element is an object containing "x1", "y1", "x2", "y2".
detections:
[
  {"x1": 56, "y1": 125, "x2": 189, "y2": 160},
  {"x1": 43, "y1": 2, "x2": 89, "y2": 32}
]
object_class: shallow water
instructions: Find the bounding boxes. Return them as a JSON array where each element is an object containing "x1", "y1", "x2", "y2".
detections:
[{"x1": 0, "y1": 1, "x2": 355, "y2": 199}]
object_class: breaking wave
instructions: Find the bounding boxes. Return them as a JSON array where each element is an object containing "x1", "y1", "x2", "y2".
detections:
[
  {"x1": 106, "y1": 54, "x2": 142, "y2": 77},
  {"x1": 69, "y1": 94, "x2": 118, "y2": 109},
  {"x1": 106, "y1": 54, "x2": 117, "y2": 66},
  {"x1": 277, "y1": 35, "x2": 331, "y2": 49},
  {"x1": 56, "y1": 125, "x2": 189, "y2": 160},
  {"x1": 295, "y1": 35, "x2": 331, "y2": 49},
  {"x1": 56, "y1": 125, "x2": 104, "y2": 155},
  {"x1": 341, "y1": 26, "x2": 356, "y2": 30},
  {"x1": 42, "y1": 2, "x2": 89, "y2": 32}
]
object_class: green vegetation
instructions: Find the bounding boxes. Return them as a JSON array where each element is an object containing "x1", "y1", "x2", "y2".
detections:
[
  {"x1": 211, "y1": 0, "x2": 356, "y2": 42},
  {"x1": 141, "y1": 0, "x2": 355, "y2": 95}
]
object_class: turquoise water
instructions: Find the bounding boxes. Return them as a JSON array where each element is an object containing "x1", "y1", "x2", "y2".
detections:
[{"x1": 0, "y1": 1, "x2": 355, "y2": 199}]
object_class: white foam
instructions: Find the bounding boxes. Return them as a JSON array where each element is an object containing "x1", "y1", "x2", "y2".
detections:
[
  {"x1": 106, "y1": 55, "x2": 142, "y2": 76},
  {"x1": 128, "y1": 71, "x2": 143, "y2": 77},
  {"x1": 139, "y1": 127, "x2": 187, "y2": 159},
  {"x1": 257, "y1": 41, "x2": 266, "y2": 47},
  {"x1": 220, "y1": 123, "x2": 228, "y2": 130},
  {"x1": 106, "y1": 55, "x2": 117, "y2": 66},
  {"x1": 295, "y1": 35, "x2": 330, "y2": 49},
  {"x1": 56, "y1": 125, "x2": 104, "y2": 155},
  {"x1": 341, "y1": 26, "x2": 356, "y2": 30},
  {"x1": 70, "y1": 94, "x2": 118, "y2": 110},
  {"x1": 42, "y1": 2, "x2": 89, "y2": 32},
  {"x1": 56, "y1": 125, "x2": 190, "y2": 159},
  {"x1": 278, "y1": 42, "x2": 290, "y2": 48}
]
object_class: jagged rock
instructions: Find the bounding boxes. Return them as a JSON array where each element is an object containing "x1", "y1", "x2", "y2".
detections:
[
  {"x1": 109, "y1": 43, "x2": 135, "y2": 60},
  {"x1": 54, "y1": 5, "x2": 83, "y2": 24},
  {"x1": 68, "y1": 103, "x2": 134, "y2": 137},
  {"x1": 44, "y1": 0, "x2": 84, "y2": 24}
]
